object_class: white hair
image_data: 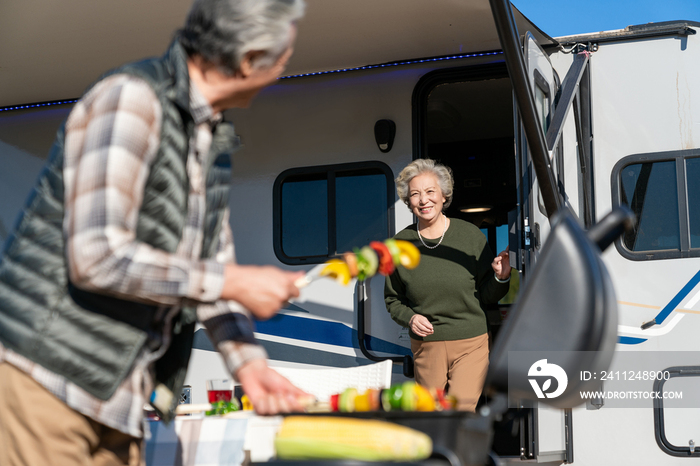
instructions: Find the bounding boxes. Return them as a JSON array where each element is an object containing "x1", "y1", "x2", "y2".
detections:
[
  {"x1": 177, "y1": 0, "x2": 305, "y2": 75},
  {"x1": 395, "y1": 158, "x2": 454, "y2": 210}
]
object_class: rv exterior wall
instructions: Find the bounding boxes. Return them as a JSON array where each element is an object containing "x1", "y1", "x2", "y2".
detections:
[
  {"x1": 0, "y1": 107, "x2": 73, "y2": 246},
  {"x1": 550, "y1": 32, "x2": 700, "y2": 466}
]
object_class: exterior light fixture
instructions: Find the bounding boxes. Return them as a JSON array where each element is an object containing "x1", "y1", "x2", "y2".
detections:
[{"x1": 374, "y1": 119, "x2": 396, "y2": 153}]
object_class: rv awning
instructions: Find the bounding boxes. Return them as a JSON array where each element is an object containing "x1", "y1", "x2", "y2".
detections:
[{"x1": 0, "y1": 0, "x2": 555, "y2": 108}]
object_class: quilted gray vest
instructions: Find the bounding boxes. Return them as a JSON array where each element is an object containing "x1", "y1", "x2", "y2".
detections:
[{"x1": 0, "y1": 41, "x2": 237, "y2": 414}]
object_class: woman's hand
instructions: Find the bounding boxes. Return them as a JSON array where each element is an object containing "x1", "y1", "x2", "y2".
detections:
[
  {"x1": 409, "y1": 314, "x2": 434, "y2": 337},
  {"x1": 492, "y1": 249, "x2": 512, "y2": 280}
]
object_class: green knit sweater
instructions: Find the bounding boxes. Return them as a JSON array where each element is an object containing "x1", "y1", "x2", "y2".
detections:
[{"x1": 384, "y1": 218, "x2": 510, "y2": 341}]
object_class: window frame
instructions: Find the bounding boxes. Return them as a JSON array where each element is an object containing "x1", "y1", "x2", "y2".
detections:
[
  {"x1": 273, "y1": 161, "x2": 395, "y2": 265},
  {"x1": 652, "y1": 365, "x2": 700, "y2": 458},
  {"x1": 611, "y1": 148, "x2": 700, "y2": 261}
]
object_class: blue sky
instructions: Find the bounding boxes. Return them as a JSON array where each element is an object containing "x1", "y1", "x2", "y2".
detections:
[{"x1": 511, "y1": 0, "x2": 700, "y2": 38}]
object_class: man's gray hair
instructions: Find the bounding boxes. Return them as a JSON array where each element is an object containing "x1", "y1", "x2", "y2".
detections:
[
  {"x1": 395, "y1": 158, "x2": 454, "y2": 210},
  {"x1": 177, "y1": 0, "x2": 305, "y2": 75}
]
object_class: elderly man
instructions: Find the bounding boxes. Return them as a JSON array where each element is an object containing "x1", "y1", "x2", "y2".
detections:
[{"x1": 0, "y1": 0, "x2": 306, "y2": 464}]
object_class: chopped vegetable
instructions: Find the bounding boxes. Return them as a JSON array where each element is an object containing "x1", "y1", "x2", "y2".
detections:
[
  {"x1": 433, "y1": 388, "x2": 457, "y2": 410},
  {"x1": 343, "y1": 251, "x2": 359, "y2": 278},
  {"x1": 241, "y1": 395, "x2": 254, "y2": 411},
  {"x1": 205, "y1": 400, "x2": 240, "y2": 416},
  {"x1": 384, "y1": 238, "x2": 402, "y2": 266},
  {"x1": 358, "y1": 246, "x2": 378, "y2": 279},
  {"x1": 381, "y1": 384, "x2": 404, "y2": 411},
  {"x1": 354, "y1": 390, "x2": 372, "y2": 412},
  {"x1": 319, "y1": 259, "x2": 351, "y2": 285},
  {"x1": 414, "y1": 383, "x2": 437, "y2": 411},
  {"x1": 370, "y1": 241, "x2": 395, "y2": 275},
  {"x1": 338, "y1": 387, "x2": 358, "y2": 412},
  {"x1": 328, "y1": 383, "x2": 451, "y2": 413},
  {"x1": 394, "y1": 240, "x2": 421, "y2": 269}
]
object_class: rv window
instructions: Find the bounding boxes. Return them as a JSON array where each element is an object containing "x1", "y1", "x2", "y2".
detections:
[
  {"x1": 620, "y1": 160, "x2": 680, "y2": 251},
  {"x1": 336, "y1": 172, "x2": 389, "y2": 253},
  {"x1": 273, "y1": 162, "x2": 394, "y2": 265},
  {"x1": 533, "y1": 69, "x2": 551, "y2": 134},
  {"x1": 653, "y1": 366, "x2": 700, "y2": 458},
  {"x1": 281, "y1": 174, "x2": 329, "y2": 257},
  {"x1": 612, "y1": 150, "x2": 700, "y2": 260},
  {"x1": 686, "y1": 157, "x2": 700, "y2": 248}
]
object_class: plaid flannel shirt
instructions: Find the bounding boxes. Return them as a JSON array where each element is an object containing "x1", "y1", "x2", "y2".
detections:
[{"x1": 0, "y1": 74, "x2": 267, "y2": 438}]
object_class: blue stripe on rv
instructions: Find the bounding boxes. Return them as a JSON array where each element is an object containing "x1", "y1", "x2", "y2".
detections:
[
  {"x1": 618, "y1": 336, "x2": 647, "y2": 345},
  {"x1": 651, "y1": 269, "x2": 700, "y2": 325},
  {"x1": 254, "y1": 313, "x2": 411, "y2": 356},
  {"x1": 618, "y1": 269, "x2": 700, "y2": 345}
]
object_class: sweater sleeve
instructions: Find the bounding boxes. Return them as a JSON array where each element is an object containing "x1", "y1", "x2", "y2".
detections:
[
  {"x1": 475, "y1": 239, "x2": 511, "y2": 304},
  {"x1": 384, "y1": 272, "x2": 415, "y2": 328}
]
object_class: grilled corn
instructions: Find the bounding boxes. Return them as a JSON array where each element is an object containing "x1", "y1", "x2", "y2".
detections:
[{"x1": 274, "y1": 415, "x2": 432, "y2": 461}]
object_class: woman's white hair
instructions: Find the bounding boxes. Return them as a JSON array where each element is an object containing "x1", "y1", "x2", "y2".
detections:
[
  {"x1": 395, "y1": 158, "x2": 454, "y2": 210},
  {"x1": 177, "y1": 0, "x2": 305, "y2": 75}
]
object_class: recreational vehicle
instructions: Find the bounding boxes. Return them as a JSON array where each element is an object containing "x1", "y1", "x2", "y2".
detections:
[{"x1": 1, "y1": 0, "x2": 699, "y2": 464}]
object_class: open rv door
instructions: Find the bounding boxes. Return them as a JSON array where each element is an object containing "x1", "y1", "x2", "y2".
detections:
[
  {"x1": 509, "y1": 23, "x2": 596, "y2": 274},
  {"x1": 489, "y1": 0, "x2": 598, "y2": 462},
  {"x1": 518, "y1": 32, "x2": 559, "y2": 269},
  {"x1": 512, "y1": 30, "x2": 573, "y2": 466}
]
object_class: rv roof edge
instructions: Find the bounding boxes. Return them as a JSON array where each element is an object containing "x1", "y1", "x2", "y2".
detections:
[{"x1": 554, "y1": 20, "x2": 699, "y2": 46}]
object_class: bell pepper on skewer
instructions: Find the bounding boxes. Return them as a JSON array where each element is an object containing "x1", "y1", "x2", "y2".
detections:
[
  {"x1": 370, "y1": 241, "x2": 395, "y2": 275},
  {"x1": 394, "y1": 240, "x2": 420, "y2": 270},
  {"x1": 307, "y1": 238, "x2": 421, "y2": 288},
  {"x1": 319, "y1": 259, "x2": 352, "y2": 285}
]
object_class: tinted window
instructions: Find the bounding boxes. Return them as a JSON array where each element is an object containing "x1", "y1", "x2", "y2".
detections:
[
  {"x1": 535, "y1": 84, "x2": 550, "y2": 134},
  {"x1": 687, "y1": 158, "x2": 700, "y2": 248},
  {"x1": 620, "y1": 160, "x2": 679, "y2": 251},
  {"x1": 274, "y1": 162, "x2": 394, "y2": 264},
  {"x1": 281, "y1": 175, "x2": 328, "y2": 257},
  {"x1": 336, "y1": 173, "x2": 388, "y2": 253}
]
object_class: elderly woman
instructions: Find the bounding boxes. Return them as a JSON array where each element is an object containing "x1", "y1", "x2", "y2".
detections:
[{"x1": 384, "y1": 158, "x2": 511, "y2": 411}]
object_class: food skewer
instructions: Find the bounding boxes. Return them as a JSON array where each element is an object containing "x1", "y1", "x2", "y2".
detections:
[{"x1": 294, "y1": 239, "x2": 420, "y2": 289}]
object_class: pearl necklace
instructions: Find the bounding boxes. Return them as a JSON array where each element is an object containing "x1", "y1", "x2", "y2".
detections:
[{"x1": 418, "y1": 213, "x2": 447, "y2": 249}]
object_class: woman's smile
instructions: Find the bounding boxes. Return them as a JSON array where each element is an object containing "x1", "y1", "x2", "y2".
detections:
[{"x1": 408, "y1": 173, "x2": 446, "y2": 230}]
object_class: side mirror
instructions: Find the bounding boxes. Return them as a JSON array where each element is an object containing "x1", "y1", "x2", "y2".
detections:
[{"x1": 485, "y1": 206, "x2": 634, "y2": 408}]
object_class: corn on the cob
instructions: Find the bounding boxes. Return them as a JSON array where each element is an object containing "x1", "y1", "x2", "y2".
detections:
[{"x1": 274, "y1": 416, "x2": 432, "y2": 461}]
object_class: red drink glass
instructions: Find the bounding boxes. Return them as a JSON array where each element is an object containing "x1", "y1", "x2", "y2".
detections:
[{"x1": 206, "y1": 379, "x2": 233, "y2": 403}]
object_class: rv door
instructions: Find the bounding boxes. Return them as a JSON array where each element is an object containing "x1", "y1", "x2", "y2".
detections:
[
  {"x1": 514, "y1": 32, "x2": 559, "y2": 271},
  {"x1": 511, "y1": 31, "x2": 573, "y2": 464}
]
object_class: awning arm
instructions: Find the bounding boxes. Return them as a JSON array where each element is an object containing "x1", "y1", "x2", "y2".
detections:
[
  {"x1": 489, "y1": 0, "x2": 562, "y2": 218},
  {"x1": 545, "y1": 52, "x2": 590, "y2": 150}
]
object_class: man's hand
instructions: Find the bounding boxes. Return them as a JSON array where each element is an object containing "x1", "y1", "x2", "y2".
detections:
[
  {"x1": 409, "y1": 314, "x2": 434, "y2": 337},
  {"x1": 235, "y1": 359, "x2": 309, "y2": 415},
  {"x1": 491, "y1": 249, "x2": 512, "y2": 281},
  {"x1": 222, "y1": 264, "x2": 304, "y2": 320}
]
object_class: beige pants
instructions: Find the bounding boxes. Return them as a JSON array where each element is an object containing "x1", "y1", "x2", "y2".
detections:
[
  {"x1": 0, "y1": 362, "x2": 142, "y2": 466},
  {"x1": 410, "y1": 333, "x2": 489, "y2": 412}
]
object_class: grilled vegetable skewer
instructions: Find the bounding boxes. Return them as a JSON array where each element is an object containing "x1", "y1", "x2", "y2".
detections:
[{"x1": 295, "y1": 239, "x2": 420, "y2": 288}]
